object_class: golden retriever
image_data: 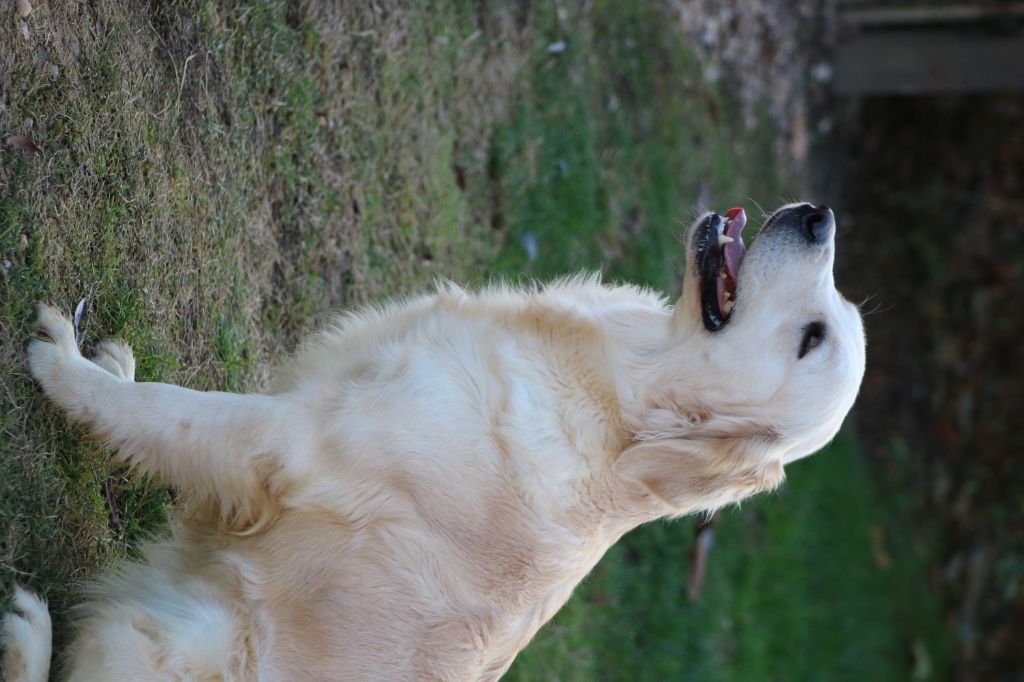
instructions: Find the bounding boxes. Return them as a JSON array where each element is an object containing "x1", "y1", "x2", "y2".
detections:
[{"x1": 2, "y1": 203, "x2": 864, "y2": 681}]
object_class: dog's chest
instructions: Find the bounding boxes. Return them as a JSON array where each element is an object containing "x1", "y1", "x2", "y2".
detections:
[{"x1": 241, "y1": 500, "x2": 612, "y2": 680}]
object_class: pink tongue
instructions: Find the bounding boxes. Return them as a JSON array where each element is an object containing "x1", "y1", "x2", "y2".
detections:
[{"x1": 722, "y1": 208, "x2": 746, "y2": 277}]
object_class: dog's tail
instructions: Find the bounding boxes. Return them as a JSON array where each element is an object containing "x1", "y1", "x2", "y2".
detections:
[{"x1": 2, "y1": 585, "x2": 52, "y2": 682}]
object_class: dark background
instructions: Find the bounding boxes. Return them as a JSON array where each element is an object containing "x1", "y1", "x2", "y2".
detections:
[{"x1": 834, "y1": 93, "x2": 1024, "y2": 680}]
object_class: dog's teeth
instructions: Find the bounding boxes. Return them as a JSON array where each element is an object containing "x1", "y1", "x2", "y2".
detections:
[
  {"x1": 723, "y1": 291, "x2": 732, "y2": 301},
  {"x1": 723, "y1": 300, "x2": 734, "y2": 314},
  {"x1": 718, "y1": 234, "x2": 734, "y2": 246},
  {"x1": 720, "y1": 271, "x2": 728, "y2": 280}
]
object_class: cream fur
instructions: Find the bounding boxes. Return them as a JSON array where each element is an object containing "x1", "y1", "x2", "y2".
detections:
[{"x1": 4, "y1": 204, "x2": 865, "y2": 681}]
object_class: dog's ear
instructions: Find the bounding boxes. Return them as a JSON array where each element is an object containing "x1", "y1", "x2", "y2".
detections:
[{"x1": 613, "y1": 435, "x2": 784, "y2": 517}]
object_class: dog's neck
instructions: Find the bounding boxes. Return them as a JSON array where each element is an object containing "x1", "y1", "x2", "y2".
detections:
[{"x1": 590, "y1": 299, "x2": 699, "y2": 439}]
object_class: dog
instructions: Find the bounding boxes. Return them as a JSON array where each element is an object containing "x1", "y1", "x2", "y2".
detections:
[{"x1": 2, "y1": 203, "x2": 864, "y2": 681}]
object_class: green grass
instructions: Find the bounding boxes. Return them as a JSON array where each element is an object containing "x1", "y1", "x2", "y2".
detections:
[
  {"x1": 488, "y1": 1, "x2": 780, "y2": 296},
  {"x1": 0, "y1": 0, "x2": 947, "y2": 677}
]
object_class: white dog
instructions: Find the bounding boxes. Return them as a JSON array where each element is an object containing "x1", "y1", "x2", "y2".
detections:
[{"x1": 3, "y1": 203, "x2": 864, "y2": 681}]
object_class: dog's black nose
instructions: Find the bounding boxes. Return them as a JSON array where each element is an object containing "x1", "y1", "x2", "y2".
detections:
[{"x1": 794, "y1": 204, "x2": 834, "y2": 243}]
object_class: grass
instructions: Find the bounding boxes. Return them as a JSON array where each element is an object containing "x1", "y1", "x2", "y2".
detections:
[
  {"x1": 487, "y1": 1, "x2": 779, "y2": 290},
  {"x1": 1, "y1": 0, "x2": 947, "y2": 678}
]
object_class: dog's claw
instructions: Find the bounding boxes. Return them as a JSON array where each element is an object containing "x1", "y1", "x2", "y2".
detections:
[{"x1": 73, "y1": 298, "x2": 86, "y2": 348}]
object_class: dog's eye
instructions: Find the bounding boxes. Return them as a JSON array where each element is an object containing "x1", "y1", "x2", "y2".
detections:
[{"x1": 798, "y1": 322, "x2": 826, "y2": 359}]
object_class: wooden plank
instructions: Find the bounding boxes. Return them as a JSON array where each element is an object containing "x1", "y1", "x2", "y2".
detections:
[{"x1": 834, "y1": 32, "x2": 1024, "y2": 94}]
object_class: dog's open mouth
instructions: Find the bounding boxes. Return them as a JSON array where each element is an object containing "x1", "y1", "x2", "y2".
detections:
[{"x1": 694, "y1": 207, "x2": 747, "y2": 331}]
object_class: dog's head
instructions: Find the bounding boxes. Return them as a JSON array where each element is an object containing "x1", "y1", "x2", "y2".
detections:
[{"x1": 616, "y1": 203, "x2": 865, "y2": 516}]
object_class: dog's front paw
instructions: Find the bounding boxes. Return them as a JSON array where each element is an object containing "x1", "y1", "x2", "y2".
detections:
[{"x1": 27, "y1": 304, "x2": 82, "y2": 390}]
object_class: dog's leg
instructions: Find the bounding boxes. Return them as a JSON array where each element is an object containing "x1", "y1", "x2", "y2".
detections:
[{"x1": 28, "y1": 305, "x2": 308, "y2": 522}]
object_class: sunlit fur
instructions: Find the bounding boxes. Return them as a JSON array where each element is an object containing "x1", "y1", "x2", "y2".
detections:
[{"x1": 3, "y1": 204, "x2": 865, "y2": 681}]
